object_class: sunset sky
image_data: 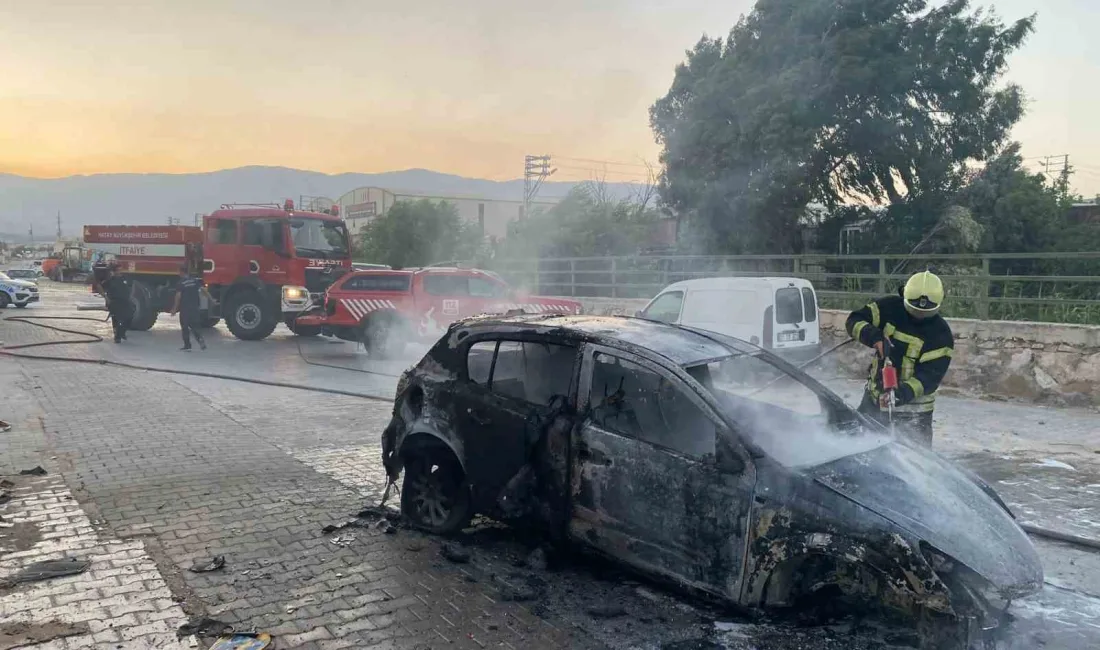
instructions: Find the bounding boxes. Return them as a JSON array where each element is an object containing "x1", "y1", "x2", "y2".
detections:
[{"x1": 2, "y1": 0, "x2": 1098, "y2": 193}]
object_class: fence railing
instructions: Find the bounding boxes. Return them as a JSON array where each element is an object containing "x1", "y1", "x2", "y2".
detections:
[{"x1": 487, "y1": 253, "x2": 1100, "y2": 325}]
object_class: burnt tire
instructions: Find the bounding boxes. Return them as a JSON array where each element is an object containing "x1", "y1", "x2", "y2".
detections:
[
  {"x1": 225, "y1": 289, "x2": 277, "y2": 341},
  {"x1": 400, "y1": 447, "x2": 472, "y2": 535},
  {"x1": 360, "y1": 311, "x2": 406, "y2": 359},
  {"x1": 284, "y1": 316, "x2": 321, "y2": 337},
  {"x1": 128, "y1": 282, "x2": 158, "y2": 331}
]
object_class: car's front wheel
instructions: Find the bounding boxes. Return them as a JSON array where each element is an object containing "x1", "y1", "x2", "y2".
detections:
[{"x1": 400, "y1": 448, "x2": 471, "y2": 535}]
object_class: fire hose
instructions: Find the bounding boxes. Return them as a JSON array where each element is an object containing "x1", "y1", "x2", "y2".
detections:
[{"x1": 0, "y1": 314, "x2": 395, "y2": 402}]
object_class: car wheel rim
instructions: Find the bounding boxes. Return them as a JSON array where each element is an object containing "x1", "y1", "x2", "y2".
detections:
[
  {"x1": 410, "y1": 465, "x2": 452, "y2": 527},
  {"x1": 235, "y1": 303, "x2": 261, "y2": 330}
]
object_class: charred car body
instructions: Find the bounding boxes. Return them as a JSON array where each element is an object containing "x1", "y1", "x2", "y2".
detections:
[{"x1": 382, "y1": 315, "x2": 1042, "y2": 643}]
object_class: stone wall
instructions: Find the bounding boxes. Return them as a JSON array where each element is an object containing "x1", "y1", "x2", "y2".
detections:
[{"x1": 573, "y1": 297, "x2": 1100, "y2": 407}]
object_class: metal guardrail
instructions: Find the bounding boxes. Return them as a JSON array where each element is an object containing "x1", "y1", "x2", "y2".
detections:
[{"x1": 488, "y1": 253, "x2": 1100, "y2": 325}]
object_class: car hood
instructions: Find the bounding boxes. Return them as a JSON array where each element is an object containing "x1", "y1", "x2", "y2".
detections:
[
  {"x1": 3, "y1": 278, "x2": 36, "y2": 288},
  {"x1": 808, "y1": 442, "x2": 1042, "y2": 596}
]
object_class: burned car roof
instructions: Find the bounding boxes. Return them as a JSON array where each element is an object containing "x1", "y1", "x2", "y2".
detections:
[{"x1": 456, "y1": 314, "x2": 754, "y2": 366}]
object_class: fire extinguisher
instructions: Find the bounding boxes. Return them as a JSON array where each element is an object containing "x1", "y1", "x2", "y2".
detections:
[{"x1": 880, "y1": 338, "x2": 897, "y2": 435}]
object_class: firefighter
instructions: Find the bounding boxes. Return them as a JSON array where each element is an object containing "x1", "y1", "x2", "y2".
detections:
[
  {"x1": 99, "y1": 264, "x2": 133, "y2": 344},
  {"x1": 846, "y1": 270, "x2": 954, "y2": 447},
  {"x1": 170, "y1": 265, "x2": 207, "y2": 351}
]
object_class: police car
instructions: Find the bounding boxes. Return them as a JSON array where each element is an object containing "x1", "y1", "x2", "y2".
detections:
[{"x1": 0, "y1": 271, "x2": 40, "y2": 308}]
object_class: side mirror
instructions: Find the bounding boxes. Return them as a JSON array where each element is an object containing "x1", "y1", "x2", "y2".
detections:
[{"x1": 715, "y1": 440, "x2": 746, "y2": 475}]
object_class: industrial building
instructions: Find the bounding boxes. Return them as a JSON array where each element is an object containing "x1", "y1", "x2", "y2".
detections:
[{"x1": 333, "y1": 187, "x2": 559, "y2": 240}]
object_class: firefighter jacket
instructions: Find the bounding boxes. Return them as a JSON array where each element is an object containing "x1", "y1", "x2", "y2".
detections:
[{"x1": 845, "y1": 295, "x2": 954, "y2": 413}]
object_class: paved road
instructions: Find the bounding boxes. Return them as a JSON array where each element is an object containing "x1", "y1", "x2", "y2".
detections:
[{"x1": 1, "y1": 281, "x2": 1099, "y2": 649}]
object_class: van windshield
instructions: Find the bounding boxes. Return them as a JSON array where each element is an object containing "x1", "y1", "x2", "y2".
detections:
[{"x1": 775, "y1": 287, "x2": 803, "y2": 324}]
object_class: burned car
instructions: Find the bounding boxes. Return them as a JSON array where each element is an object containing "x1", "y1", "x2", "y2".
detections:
[{"x1": 382, "y1": 315, "x2": 1042, "y2": 642}]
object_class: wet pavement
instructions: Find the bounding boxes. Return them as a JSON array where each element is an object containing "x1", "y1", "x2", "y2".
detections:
[{"x1": 2, "y1": 280, "x2": 1100, "y2": 649}]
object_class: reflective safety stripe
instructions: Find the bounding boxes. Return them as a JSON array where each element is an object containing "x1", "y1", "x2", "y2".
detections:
[
  {"x1": 852, "y1": 321, "x2": 867, "y2": 339},
  {"x1": 920, "y1": 347, "x2": 953, "y2": 363},
  {"x1": 904, "y1": 377, "x2": 925, "y2": 399},
  {"x1": 869, "y1": 302, "x2": 881, "y2": 328}
]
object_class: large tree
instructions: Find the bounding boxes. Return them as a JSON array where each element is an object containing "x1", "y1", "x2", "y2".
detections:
[
  {"x1": 356, "y1": 199, "x2": 485, "y2": 268},
  {"x1": 651, "y1": 0, "x2": 1034, "y2": 254}
]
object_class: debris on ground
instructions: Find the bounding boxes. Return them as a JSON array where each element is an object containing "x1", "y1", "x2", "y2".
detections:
[
  {"x1": 0, "y1": 420, "x2": 10, "y2": 433},
  {"x1": 1, "y1": 558, "x2": 89, "y2": 586},
  {"x1": 0, "y1": 491, "x2": 9, "y2": 506},
  {"x1": 525, "y1": 546, "x2": 550, "y2": 571},
  {"x1": 209, "y1": 633, "x2": 272, "y2": 649},
  {"x1": 189, "y1": 555, "x2": 226, "y2": 573},
  {"x1": 320, "y1": 505, "x2": 402, "y2": 536},
  {"x1": 0, "y1": 479, "x2": 13, "y2": 488},
  {"x1": 18, "y1": 466, "x2": 46, "y2": 476},
  {"x1": 440, "y1": 542, "x2": 471, "y2": 564},
  {"x1": 587, "y1": 603, "x2": 628, "y2": 619},
  {"x1": 176, "y1": 618, "x2": 232, "y2": 639},
  {"x1": 329, "y1": 533, "x2": 355, "y2": 547},
  {"x1": 0, "y1": 620, "x2": 89, "y2": 649}
]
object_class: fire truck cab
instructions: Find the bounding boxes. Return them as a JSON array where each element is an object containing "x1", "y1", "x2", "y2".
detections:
[{"x1": 202, "y1": 201, "x2": 351, "y2": 339}]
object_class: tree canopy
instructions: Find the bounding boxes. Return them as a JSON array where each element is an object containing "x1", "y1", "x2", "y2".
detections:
[
  {"x1": 650, "y1": 0, "x2": 1035, "y2": 254},
  {"x1": 355, "y1": 199, "x2": 484, "y2": 268},
  {"x1": 497, "y1": 182, "x2": 662, "y2": 259}
]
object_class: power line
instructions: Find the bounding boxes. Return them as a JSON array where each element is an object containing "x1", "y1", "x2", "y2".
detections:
[{"x1": 553, "y1": 155, "x2": 653, "y2": 170}]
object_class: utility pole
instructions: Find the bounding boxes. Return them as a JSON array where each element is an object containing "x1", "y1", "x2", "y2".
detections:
[
  {"x1": 28, "y1": 224, "x2": 33, "y2": 244},
  {"x1": 1038, "y1": 154, "x2": 1069, "y2": 178},
  {"x1": 523, "y1": 155, "x2": 554, "y2": 219},
  {"x1": 56, "y1": 211, "x2": 62, "y2": 239}
]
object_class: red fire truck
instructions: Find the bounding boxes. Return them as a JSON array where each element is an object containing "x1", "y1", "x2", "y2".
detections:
[
  {"x1": 293, "y1": 266, "x2": 583, "y2": 355},
  {"x1": 83, "y1": 201, "x2": 352, "y2": 340}
]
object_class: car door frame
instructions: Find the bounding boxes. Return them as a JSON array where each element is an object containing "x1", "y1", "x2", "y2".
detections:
[
  {"x1": 570, "y1": 342, "x2": 758, "y2": 601},
  {"x1": 453, "y1": 332, "x2": 581, "y2": 515}
]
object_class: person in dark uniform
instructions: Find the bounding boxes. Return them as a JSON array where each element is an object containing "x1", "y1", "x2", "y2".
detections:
[
  {"x1": 99, "y1": 264, "x2": 133, "y2": 344},
  {"x1": 846, "y1": 271, "x2": 954, "y2": 447},
  {"x1": 170, "y1": 265, "x2": 207, "y2": 351}
]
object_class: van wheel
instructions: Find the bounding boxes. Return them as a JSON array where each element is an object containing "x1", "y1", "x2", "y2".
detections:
[
  {"x1": 225, "y1": 289, "x2": 277, "y2": 341},
  {"x1": 401, "y1": 447, "x2": 472, "y2": 535}
]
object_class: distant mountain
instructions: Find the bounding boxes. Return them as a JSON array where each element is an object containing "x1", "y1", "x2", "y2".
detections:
[{"x1": 0, "y1": 166, "x2": 644, "y2": 243}]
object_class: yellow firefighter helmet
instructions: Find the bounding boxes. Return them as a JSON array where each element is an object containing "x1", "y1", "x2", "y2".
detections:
[{"x1": 903, "y1": 270, "x2": 944, "y2": 317}]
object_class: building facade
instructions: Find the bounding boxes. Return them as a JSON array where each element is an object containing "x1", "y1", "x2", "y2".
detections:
[{"x1": 334, "y1": 187, "x2": 559, "y2": 240}]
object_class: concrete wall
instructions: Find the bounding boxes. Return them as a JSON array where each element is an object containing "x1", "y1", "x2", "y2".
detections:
[{"x1": 574, "y1": 296, "x2": 1100, "y2": 407}]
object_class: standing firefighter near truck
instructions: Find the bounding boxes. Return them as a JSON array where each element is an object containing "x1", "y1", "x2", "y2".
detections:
[
  {"x1": 170, "y1": 265, "x2": 207, "y2": 351},
  {"x1": 846, "y1": 271, "x2": 954, "y2": 447},
  {"x1": 98, "y1": 264, "x2": 133, "y2": 344}
]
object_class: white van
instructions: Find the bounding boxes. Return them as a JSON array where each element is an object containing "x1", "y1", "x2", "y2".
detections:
[{"x1": 637, "y1": 277, "x2": 821, "y2": 363}]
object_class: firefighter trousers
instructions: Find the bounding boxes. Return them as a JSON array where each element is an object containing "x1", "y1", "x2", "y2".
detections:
[
  {"x1": 858, "y1": 391, "x2": 934, "y2": 448},
  {"x1": 179, "y1": 309, "x2": 205, "y2": 349},
  {"x1": 109, "y1": 308, "x2": 132, "y2": 343}
]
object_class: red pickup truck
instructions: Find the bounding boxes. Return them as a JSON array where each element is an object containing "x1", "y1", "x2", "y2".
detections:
[{"x1": 293, "y1": 266, "x2": 582, "y2": 355}]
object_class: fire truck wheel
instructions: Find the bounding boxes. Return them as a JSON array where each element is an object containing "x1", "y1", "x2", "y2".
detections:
[
  {"x1": 128, "y1": 283, "x2": 158, "y2": 331},
  {"x1": 284, "y1": 316, "x2": 321, "y2": 337},
  {"x1": 225, "y1": 289, "x2": 277, "y2": 341}
]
